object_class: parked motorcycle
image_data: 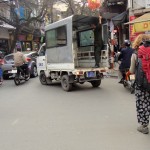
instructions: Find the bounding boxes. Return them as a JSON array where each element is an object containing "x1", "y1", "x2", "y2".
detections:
[{"x1": 12, "y1": 64, "x2": 30, "y2": 85}]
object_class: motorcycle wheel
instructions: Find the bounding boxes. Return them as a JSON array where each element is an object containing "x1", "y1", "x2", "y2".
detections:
[
  {"x1": 14, "y1": 75, "x2": 20, "y2": 85},
  {"x1": 25, "y1": 72, "x2": 30, "y2": 81},
  {"x1": 130, "y1": 87, "x2": 135, "y2": 94},
  {"x1": 123, "y1": 81, "x2": 127, "y2": 87}
]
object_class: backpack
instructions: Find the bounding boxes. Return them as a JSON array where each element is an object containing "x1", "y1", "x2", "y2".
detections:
[{"x1": 135, "y1": 45, "x2": 150, "y2": 92}]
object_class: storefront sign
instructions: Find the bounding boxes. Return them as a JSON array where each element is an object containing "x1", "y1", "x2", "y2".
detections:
[
  {"x1": 27, "y1": 34, "x2": 33, "y2": 41},
  {"x1": 134, "y1": 21, "x2": 150, "y2": 32},
  {"x1": 18, "y1": 35, "x2": 26, "y2": 41},
  {"x1": 129, "y1": 16, "x2": 143, "y2": 42}
]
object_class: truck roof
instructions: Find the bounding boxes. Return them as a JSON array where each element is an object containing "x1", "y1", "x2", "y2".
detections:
[{"x1": 45, "y1": 15, "x2": 99, "y2": 31}]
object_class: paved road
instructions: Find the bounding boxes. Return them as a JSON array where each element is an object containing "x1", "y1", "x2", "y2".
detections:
[{"x1": 0, "y1": 77, "x2": 150, "y2": 150}]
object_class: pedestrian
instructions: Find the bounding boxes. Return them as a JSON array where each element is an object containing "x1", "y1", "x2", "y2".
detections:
[
  {"x1": 118, "y1": 40, "x2": 133, "y2": 83},
  {"x1": 129, "y1": 34, "x2": 150, "y2": 134},
  {"x1": 91, "y1": 14, "x2": 103, "y2": 68}
]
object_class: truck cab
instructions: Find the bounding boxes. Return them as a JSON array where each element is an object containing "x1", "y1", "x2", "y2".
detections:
[{"x1": 37, "y1": 15, "x2": 109, "y2": 91}]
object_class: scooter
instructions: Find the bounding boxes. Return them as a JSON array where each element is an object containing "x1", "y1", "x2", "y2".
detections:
[
  {"x1": 12, "y1": 64, "x2": 30, "y2": 85},
  {"x1": 123, "y1": 70, "x2": 135, "y2": 94}
]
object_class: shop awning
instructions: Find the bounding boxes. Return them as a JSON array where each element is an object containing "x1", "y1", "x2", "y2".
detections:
[
  {"x1": 125, "y1": 13, "x2": 150, "y2": 33},
  {"x1": 0, "y1": 23, "x2": 15, "y2": 30},
  {"x1": 112, "y1": 11, "x2": 127, "y2": 26}
]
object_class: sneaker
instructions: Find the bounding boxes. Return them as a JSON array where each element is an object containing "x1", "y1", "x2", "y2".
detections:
[{"x1": 137, "y1": 125, "x2": 149, "y2": 134}]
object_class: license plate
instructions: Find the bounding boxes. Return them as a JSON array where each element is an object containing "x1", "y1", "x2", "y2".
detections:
[
  {"x1": 9, "y1": 70, "x2": 17, "y2": 73},
  {"x1": 130, "y1": 74, "x2": 135, "y2": 80},
  {"x1": 86, "y1": 71, "x2": 95, "y2": 78}
]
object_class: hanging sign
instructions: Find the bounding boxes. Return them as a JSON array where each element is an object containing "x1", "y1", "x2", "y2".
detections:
[
  {"x1": 27, "y1": 34, "x2": 33, "y2": 41},
  {"x1": 133, "y1": 21, "x2": 150, "y2": 33}
]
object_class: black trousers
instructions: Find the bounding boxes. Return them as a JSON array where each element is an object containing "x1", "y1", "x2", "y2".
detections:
[
  {"x1": 17, "y1": 64, "x2": 28, "y2": 76},
  {"x1": 94, "y1": 46, "x2": 101, "y2": 66}
]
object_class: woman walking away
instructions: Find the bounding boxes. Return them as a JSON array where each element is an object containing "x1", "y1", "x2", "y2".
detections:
[{"x1": 129, "y1": 34, "x2": 150, "y2": 134}]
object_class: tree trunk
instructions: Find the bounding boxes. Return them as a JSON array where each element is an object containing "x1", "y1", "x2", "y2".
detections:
[{"x1": 10, "y1": 27, "x2": 20, "y2": 53}]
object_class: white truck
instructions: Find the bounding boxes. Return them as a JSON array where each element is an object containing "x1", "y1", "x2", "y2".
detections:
[{"x1": 37, "y1": 15, "x2": 110, "y2": 91}]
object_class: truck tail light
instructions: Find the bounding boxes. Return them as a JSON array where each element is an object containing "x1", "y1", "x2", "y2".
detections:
[{"x1": 76, "y1": 71, "x2": 84, "y2": 75}]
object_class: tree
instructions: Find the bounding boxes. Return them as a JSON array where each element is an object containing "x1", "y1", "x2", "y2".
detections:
[
  {"x1": 59, "y1": 0, "x2": 99, "y2": 16},
  {"x1": 0, "y1": 0, "x2": 48, "y2": 52},
  {"x1": 46, "y1": 0, "x2": 101, "y2": 24}
]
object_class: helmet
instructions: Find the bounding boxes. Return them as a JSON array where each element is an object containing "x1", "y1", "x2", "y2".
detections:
[{"x1": 124, "y1": 39, "x2": 131, "y2": 47}]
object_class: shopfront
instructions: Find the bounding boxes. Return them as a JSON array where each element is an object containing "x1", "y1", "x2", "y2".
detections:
[
  {"x1": 17, "y1": 33, "x2": 40, "y2": 52},
  {"x1": 125, "y1": 13, "x2": 150, "y2": 41},
  {"x1": 0, "y1": 27, "x2": 10, "y2": 55}
]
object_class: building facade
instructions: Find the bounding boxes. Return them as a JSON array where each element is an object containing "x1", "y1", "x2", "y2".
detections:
[
  {"x1": 0, "y1": 0, "x2": 15, "y2": 55},
  {"x1": 128, "y1": 0, "x2": 150, "y2": 42}
]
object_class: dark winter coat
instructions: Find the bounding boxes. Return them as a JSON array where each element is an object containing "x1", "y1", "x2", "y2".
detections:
[{"x1": 118, "y1": 47, "x2": 133, "y2": 70}]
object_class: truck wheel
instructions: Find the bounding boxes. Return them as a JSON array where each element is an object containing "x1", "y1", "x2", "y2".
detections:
[
  {"x1": 39, "y1": 72, "x2": 47, "y2": 85},
  {"x1": 61, "y1": 75, "x2": 72, "y2": 91},
  {"x1": 91, "y1": 80, "x2": 101, "y2": 87}
]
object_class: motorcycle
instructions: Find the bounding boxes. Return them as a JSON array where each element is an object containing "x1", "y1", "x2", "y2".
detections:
[
  {"x1": 12, "y1": 64, "x2": 30, "y2": 85},
  {"x1": 123, "y1": 70, "x2": 135, "y2": 94}
]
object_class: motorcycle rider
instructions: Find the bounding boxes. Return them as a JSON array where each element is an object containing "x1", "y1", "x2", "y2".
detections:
[
  {"x1": 118, "y1": 40, "x2": 133, "y2": 83},
  {"x1": 14, "y1": 48, "x2": 28, "y2": 78}
]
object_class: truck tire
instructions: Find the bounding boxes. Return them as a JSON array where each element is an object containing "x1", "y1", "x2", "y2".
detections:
[
  {"x1": 39, "y1": 72, "x2": 47, "y2": 85},
  {"x1": 91, "y1": 80, "x2": 101, "y2": 88},
  {"x1": 61, "y1": 75, "x2": 73, "y2": 91}
]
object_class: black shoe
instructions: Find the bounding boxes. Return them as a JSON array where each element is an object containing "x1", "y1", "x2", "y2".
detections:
[{"x1": 118, "y1": 79, "x2": 124, "y2": 84}]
